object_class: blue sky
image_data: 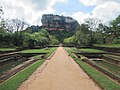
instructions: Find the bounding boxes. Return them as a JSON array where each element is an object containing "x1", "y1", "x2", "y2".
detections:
[
  {"x1": 54, "y1": 0, "x2": 95, "y2": 14},
  {"x1": 1, "y1": 0, "x2": 120, "y2": 25}
]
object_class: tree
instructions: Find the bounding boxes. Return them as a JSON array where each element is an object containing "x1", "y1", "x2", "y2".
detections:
[
  {"x1": 74, "y1": 24, "x2": 90, "y2": 46},
  {"x1": 49, "y1": 35, "x2": 59, "y2": 45},
  {"x1": 84, "y1": 18, "x2": 101, "y2": 45},
  {"x1": 33, "y1": 31, "x2": 49, "y2": 47},
  {"x1": 4, "y1": 18, "x2": 28, "y2": 33},
  {"x1": 63, "y1": 36, "x2": 76, "y2": 45},
  {"x1": 22, "y1": 33, "x2": 37, "y2": 48},
  {"x1": 109, "y1": 15, "x2": 120, "y2": 44}
]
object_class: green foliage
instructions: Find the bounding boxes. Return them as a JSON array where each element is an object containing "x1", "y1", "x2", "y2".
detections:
[
  {"x1": 74, "y1": 24, "x2": 90, "y2": 46},
  {"x1": 48, "y1": 30, "x2": 75, "y2": 43},
  {"x1": 63, "y1": 36, "x2": 76, "y2": 45},
  {"x1": 0, "y1": 29, "x2": 14, "y2": 47},
  {"x1": 22, "y1": 33, "x2": 37, "y2": 48},
  {"x1": 49, "y1": 35, "x2": 59, "y2": 45}
]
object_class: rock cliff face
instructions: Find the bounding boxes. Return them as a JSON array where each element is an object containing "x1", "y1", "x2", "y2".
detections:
[{"x1": 41, "y1": 14, "x2": 79, "y2": 31}]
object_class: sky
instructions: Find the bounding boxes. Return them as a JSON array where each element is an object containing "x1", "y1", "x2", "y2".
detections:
[{"x1": 0, "y1": 0, "x2": 120, "y2": 25}]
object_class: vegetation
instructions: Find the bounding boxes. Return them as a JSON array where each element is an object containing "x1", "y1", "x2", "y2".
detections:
[
  {"x1": 20, "y1": 47, "x2": 56, "y2": 53},
  {"x1": 0, "y1": 48, "x2": 16, "y2": 51},
  {"x1": 94, "y1": 44, "x2": 120, "y2": 48},
  {"x1": 0, "y1": 60, "x2": 44, "y2": 90},
  {"x1": 0, "y1": 14, "x2": 120, "y2": 47},
  {"x1": 66, "y1": 48, "x2": 120, "y2": 90},
  {"x1": 63, "y1": 15, "x2": 120, "y2": 46},
  {"x1": 79, "y1": 48, "x2": 105, "y2": 53}
]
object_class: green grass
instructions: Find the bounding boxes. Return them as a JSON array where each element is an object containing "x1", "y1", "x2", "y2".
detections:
[
  {"x1": 94, "y1": 44, "x2": 120, "y2": 48},
  {"x1": 33, "y1": 47, "x2": 56, "y2": 59},
  {"x1": 0, "y1": 48, "x2": 16, "y2": 51},
  {"x1": 0, "y1": 60, "x2": 44, "y2": 90},
  {"x1": 66, "y1": 48, "x2": 120, "y2": 90},
  {"x1": 93, "y1": 60, "x2": 120, "y2": 77},
  {"x1": 20, "y1": 47, "x2": 56, "y2": 53},
  {"x1": 80, "y1": 48, "x2": 105, "y2": 53},
  {"x1": 34, "y1": 55, "x2": 43, "y2": 59}
]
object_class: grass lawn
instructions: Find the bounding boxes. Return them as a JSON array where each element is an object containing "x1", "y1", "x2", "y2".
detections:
[
  {"x1": 0, "y1": 60, "x2": 44, "y2": 90},
  {"x1": 94, "y1": 44, "x2": 120, "y2": 48},
  {"x1": 66, "y1": 48, "x2": 120, "y2": 90},
  {"x1": 20, "y1": 47, "x2": 56, "y2": 53},
  {"x1": 80, "y1": 48, "x2": 105, "y2": 53},
  {"x1": 93, "y1": 60, "x2": 120, "y2": 77},
  {"x1": 0, "y1": 48, "x2": 16, "y2": 51}
]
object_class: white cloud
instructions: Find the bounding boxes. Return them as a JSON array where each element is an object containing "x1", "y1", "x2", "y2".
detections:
[
  {"x1": 72, "y1": 12, "x2": 91, "y2": 24},
  {"x1": 72, "y1": 0, "x2": 120, "y2": 25},
  {"x1": 92, "y1": 2, "x2": 120, "y2": 24},
  {"x1": 79, "y1": 0, "x2": 120, "y2": 6},
  {"x1": 0, "y1": 0, "x2": 68, "y2": 25}
]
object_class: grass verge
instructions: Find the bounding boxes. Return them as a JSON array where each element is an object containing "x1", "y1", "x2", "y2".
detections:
[
  {"x1": 80, "y1": 48, "x2": 105, "y2": 53},
  {"x1": 0, "y1": 48, "x2": 16, "y2": 51},
  {"x1": 20, "y1": 47, "x2": 56, "y2": 53},
  {"x1": 0, "y1": 60, "x2": 44, "y2": 90},
  {"x1": 94, "y1": 44, "x2": 120, "y2": 48}
]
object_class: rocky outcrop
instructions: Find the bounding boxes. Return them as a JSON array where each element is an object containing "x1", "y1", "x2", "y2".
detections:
[{"x1": 41, "y1": 14, "x2": 79, "y2": 31}]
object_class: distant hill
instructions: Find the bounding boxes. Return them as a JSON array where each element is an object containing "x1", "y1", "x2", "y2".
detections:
[{"x1": 41, "y1": 14, "x2": 79, "y2": 31}]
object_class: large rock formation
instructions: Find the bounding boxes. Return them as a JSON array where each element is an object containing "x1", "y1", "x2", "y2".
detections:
[{"x1": 41, "y1": 14, "x2": 79, "y2": 31}]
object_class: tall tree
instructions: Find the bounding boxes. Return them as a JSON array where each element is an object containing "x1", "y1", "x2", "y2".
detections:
[{"x1": 85, "y1": 18, "x2": 101, "y2": 45}]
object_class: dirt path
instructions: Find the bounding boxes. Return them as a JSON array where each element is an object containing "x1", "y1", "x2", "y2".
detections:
[{"x1": 18, "y1": 47, "x2": 101, "y2": 90}]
